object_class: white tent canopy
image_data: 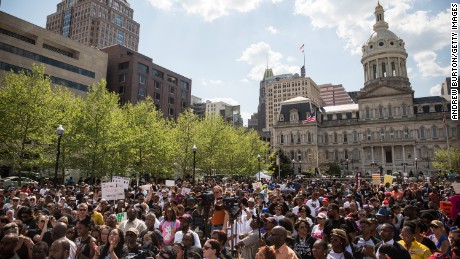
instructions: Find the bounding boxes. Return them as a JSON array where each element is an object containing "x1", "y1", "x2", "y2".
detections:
[{"x1": 254, "y1": 171, "x2": 272, "y2": 180}]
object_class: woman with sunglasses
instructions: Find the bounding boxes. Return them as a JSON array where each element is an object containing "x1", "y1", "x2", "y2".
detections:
[
  {"x1": 202, "y1": 239, "x2": 221, "y2": 259},
  {"x1": 429, "y1": 220, "x2": 450, "y2": 255},
  {"x1": 293, "y1": 219, "x2": 317, "y2": 259},
  {"x1": 32, "y1": 215, "x2": 53, "y2": 246}
]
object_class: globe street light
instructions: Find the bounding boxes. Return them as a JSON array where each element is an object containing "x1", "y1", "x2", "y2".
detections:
[
  {"x1": 192, "y1": 145, "x2": 197, "y2": 184},
  {"x1": 54, "y1": 125, "x2": 64, "y2": 187},
  {"x1": 258, "y1": 154, "x2": 261, "y2": 181}
]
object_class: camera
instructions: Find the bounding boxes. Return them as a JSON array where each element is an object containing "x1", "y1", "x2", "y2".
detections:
[
  {"x1": 223, "y1": 197, "x2": 241, "y2": 219},
  {"x1": 197, "y1": 192, "x2": 214, "y2": 207}
]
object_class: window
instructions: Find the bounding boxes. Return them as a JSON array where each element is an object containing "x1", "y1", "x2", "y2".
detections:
[
  {"x1": 382, "y1": 63, "x2": 386, "y2": 77},
  {"x1": 390, "y1": 128, "x2": 394, "y2": 139},
  {"x1": 379, "y1": 106, "x2": 384, "y2": 118},
  {"x1": 154, "y1": 92, "x2": 160, "y2": 101},
  {"x1": 388, "y1": 105, "x2": 392, "y2": 117},
  {"x1": 343, "y1": 132, "x2": 348, "y2": 143},
  {"x1": 167, "y1": 75, "x2": 177, "y2": 85},
  {"x1": 118, "y1": 74, "x2": 126, "y2": 83},
  {"x1": 169, "y1": 86, "x2": 175, "y2": 94},
  {"x1": 138, "y1": 87, "x2": 145, "y2": 96},
  {"x1": 365, "y1": 107, "x2": 370, "y2": 119},
  {"x1": 307, "y1": 132, "x2": 312, "y2": 143},
  {"x1": 324, "y1": 134, "x2": 328, "y2": 144},
  {"x1": 367, "y1": 130, "x2": 372, "y2": 141},
  {"x1": 169, "y1": 108, "x2": 174, "y2": 116},
  {"x1": 168, "y1": 97, "x2": 174, "y2": 104},
  {"x1": 152, "y1": 68, "x2": 164, "y2": 79},
  {"x1": 118, "y1": 62, "x2": 129, "y2": 70},
  {"x1": 391, "y1": 62, "x2": 396, "y2": 76},
  {"x1": 432, "y1": 127, "x2": 437, "y2": 138},
  {"x1": 402, "y1": 104, "x2": 407, "y2": 116},
  {"x1": 139, "y1": 75, "x2": 146, "y2": 84},
  {"x1": 118, "y1": 86, "x2": 124, "y2": 94},
  {"x1": 280, "y1": 134, "x2": 284, "y2": 144},
  {"x1": 137, "y1": 63, "x2": 148, "y2": 74},
  {"x1": 373, "y1": 64, "x2": 377, "y2": 79},
  {"x1": 380, "y1": 129, "x2": 385, "y2": 140},
  {"x1": 404, "y1": 128, "x2": 409, "y2": 139},
  {"x1": 180, "y1": 80, "x2": 189, "y2": 90},
  {"x1": 334, "y1": 132, "x2": 338, "y2": 143},
  {"x1": 419, "y1": 127, "x2": 426, "y2": 139},
  {"x1": 154, "y1": 80, "x2": 161, "y2": 89},
  {"x1": 353, "y1": 131, "x2": 358, "y2": 142}
]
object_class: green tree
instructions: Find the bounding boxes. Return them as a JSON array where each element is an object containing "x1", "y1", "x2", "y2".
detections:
[
  {"x1": 433, "y1": 147, "x2": 460, "y2": 173},
  {"x1": 0, "y1": 65, "x2": 57, "y2": 184}
]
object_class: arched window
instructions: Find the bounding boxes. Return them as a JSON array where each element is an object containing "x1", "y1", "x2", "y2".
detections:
[{"x1": 391, "y1": 62, "x2": 396, "y2": 76}]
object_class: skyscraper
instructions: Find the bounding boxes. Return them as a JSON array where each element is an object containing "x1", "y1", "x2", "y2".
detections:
[{"x1": 46, "y1": 0, "x2": 140, "y2": 51}]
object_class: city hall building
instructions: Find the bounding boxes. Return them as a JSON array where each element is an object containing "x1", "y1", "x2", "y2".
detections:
[{"x1": 268, "y1": 3, "x2": 458, "y2": 176}]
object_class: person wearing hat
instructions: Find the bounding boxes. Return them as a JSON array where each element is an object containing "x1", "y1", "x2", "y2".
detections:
[
  {"x1": 262, "y1": 217, "x2": 278, "y2": 246},
  {"x1": 311, "y1": 212, "x2": 327, "y2": 239},
  {"x1": 174, "y1": 214, "x2": 201, "y2": 248},
  {"x1": 428, "y1": 220, "x2": 450, "y2": 255},
  {"x1": 122, "y1": 228, "x2": 141, "y2": 257},
  {"x1": 327, "y1": 229, "x2": 354, "y2": 259}
]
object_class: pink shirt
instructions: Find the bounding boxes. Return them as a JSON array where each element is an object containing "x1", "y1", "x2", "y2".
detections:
[{"x1": 161, "y1": 219, "x2": 181, "y2": 245}]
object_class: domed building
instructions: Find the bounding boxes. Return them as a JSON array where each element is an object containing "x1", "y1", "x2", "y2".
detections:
[{"x1": 270, "y1": 3, "x2": 457, "y2": 177}]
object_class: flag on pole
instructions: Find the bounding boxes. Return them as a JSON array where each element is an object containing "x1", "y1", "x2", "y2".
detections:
[
  {"x1": 303, "y1": 112, "x2": 316, "y2": 124},
  {"x1": 299, "y1": 44, "x2": 304, "y2": 53}
]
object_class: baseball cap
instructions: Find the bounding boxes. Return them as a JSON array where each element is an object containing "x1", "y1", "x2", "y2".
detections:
[
  {"x1": 376, "y1": 208, "x2": 389, "y2": 217},
  {"x1": 316, "y1": 212, "x2": 327, "y2": 219},
  {"x1": 322, "y1": 197, "x2": 329, "y2": 203},
  {"x1": 126, "y1": 228, "x2": 139, "y2": 236},
  {"x1": 264, "y1": 217, "x2": 278, "y2": 225},
  {"x1": 179, "y1": 214, "x2": 193, "y2": 222}
]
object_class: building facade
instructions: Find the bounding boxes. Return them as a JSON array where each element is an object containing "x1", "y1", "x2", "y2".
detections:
[
  {"x1": 101, "y1": 44, "x2": 191, "y2": 119},
  {"x1": 46, "y1": 0, "x2": 140, "y2": 51},
  {"x1": 205, "y1": 100, "x2": 243, "y2": 126},
  {"x1": 271, "y1": 3, "x2": 458, "y2": 176},
  {"x1": 0, "y1": 11, "x2": 108, "y2": 95}
]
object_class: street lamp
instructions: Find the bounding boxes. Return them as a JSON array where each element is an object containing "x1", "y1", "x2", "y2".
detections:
[
  {"x1": 346, "y1": 158, "x2": 349, "y2": 176},
  {"x1": 54, "y1": 125, "x2": 64, "y2": 187},
  {"x1": 415, "y1": 157, "x2": 418, "y2": 173},
  {"x1": 257, "y1": 154, "x2": 261, "y2": 181},
  {"x1": 192, "y1": 145, "x2": 197, "y2": 184}
]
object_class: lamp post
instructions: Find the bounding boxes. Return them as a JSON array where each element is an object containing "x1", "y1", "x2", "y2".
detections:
[
  {"x1": 54, "y1": 125, "x2": 64, "y2": 187},
  {"x1": 346, "y1": 158, "x2": 349, "y2": 176},
  {"x1": 292, "y1": 159, "x2": 295, "y2": 174},
  {"x1": 415, "y1": 157, "x2": 418, "y2": 173},
  {"x1": 192, "y1": 145, "x2": 197, "y2": 184},
  {"x1": 257, "y1": 154, "x2": 261, "y2": 181}
]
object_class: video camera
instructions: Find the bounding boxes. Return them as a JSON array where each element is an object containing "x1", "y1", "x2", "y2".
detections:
[
  {"x1": 197, "y1": 192, "x2": 215, "y2": 207},
  {"x1": 223, "y1": 197, "x2": 241, "y2": 219}
]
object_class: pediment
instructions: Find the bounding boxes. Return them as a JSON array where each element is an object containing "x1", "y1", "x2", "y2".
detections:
[{"x1": 358, "y1": 84, "x2": 413, "y2": 99}]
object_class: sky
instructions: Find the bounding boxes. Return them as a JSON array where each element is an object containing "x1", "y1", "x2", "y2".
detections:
[{"x1": 1, "y1": 0, "x2": 451, "y2": 125}]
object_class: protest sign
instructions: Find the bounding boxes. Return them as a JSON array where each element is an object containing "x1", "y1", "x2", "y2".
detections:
[
  {"x1": 139, "y1": 184, "x2": 151, "y2": 191},
  {"x1": 112, "y1": 176, "x2": 130, "y2": 189},
  {"x1": 252, "y1": 182, "x2": 262, "y2": 190},
  {"x1": 182, "y1": 188, "x2": 191, "y2": 195},
  {"x1": 372, "y1": 174, "x2": 381, "y2": 185},
  {"x1": 452, "y1": 183, "x2": 460, "y2": 194},
  {"x1": 101, "y1": 182, "x2": 125, "y2": 200},
  {"x1": 165, "y1": 180, "x2": 175, "y2": 187},
  {"x1": 116, "y1": 212, "x2": 127, "y2": 223},
  {"x1": 440, "y1": 201, "x2": 452, "y2": 218},
  {"x1": 383, "y1": 175, "x2": 393, "y2": 185}
]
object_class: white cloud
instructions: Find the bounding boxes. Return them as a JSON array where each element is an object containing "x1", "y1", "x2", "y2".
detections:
[
  {"x1": 181, "y1": 0, "x2": 263, "y2": 22},
  {"x1": 267, "y1": 25, "x2": 279, "y2": 34},
  {"x1": 413, "y1": 51, "x2": 449, "y2": 78},
  {"x1": 201, "y1": 79, "x2": 223, "y2": 86},
  {"x1": 430, "y1": 84, "x2": 441, "y2": 96},
  {"x1": 237, "y1": 42, "x2": 300, "y2": 80},
  {"x1": 205, "y1": 97, "x2": 240, "y2": 106},
  {"x1": 145, "y1": 0, "x2": 174, "y2": 10}
]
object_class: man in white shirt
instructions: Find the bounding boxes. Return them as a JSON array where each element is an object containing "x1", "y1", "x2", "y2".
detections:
[
  {"x1": 119, "y1": 207, "x2": 147, "y2": 234},
  {"x1": 173, "y1": 214, "x2": 201, "y2": 247},
  {"x1": 305, "y1": 192, "x2": 319, "y2": 217}
]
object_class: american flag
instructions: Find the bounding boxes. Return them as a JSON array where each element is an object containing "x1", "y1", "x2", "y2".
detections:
[{"x1": 303, "y1": 112, "x2": 316, "y2": 124}]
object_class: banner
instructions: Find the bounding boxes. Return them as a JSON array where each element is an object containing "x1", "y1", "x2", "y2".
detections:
[
  {"x1": 112, "y1": 176, "x2": 130, "y2": 189},
  {"x1": 165, "y1": 180, "x2": 175, "y2": 187},
  {"x1": 101, "y1": 182, "x2": 125, "y2": 200},
  {"x1": 440, "y1": 201, "x2": 452, "y2": 218},
  {"x1": 383, "y1": 175, "x2": 393, "y2": 185},
  {"x1": 372, "y1": 174, "x2": 381, "y2": 185}
]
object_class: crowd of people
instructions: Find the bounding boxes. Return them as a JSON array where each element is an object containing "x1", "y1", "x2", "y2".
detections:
[{"x1": 0, "y1": 175, "x2": 458, "y2": 259}]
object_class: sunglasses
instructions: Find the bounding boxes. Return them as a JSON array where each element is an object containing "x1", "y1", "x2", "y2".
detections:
[{"x1": 203, "y1": 246, "x2": 212, "y2": 250}]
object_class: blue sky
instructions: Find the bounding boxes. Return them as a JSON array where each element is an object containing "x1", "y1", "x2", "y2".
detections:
[{"x1": 1, "y1": 0, "x2": 451, "y2": 125}]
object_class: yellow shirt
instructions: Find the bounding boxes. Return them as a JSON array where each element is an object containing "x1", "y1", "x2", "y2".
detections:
[
  {"x1": 91, "y1": 211, "x2": 104, "y2": 225},
  {"x1": 398, "y1": 239, "x2": 432, "y2": 259}
]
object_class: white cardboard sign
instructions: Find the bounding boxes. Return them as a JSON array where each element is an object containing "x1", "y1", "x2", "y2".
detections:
[
  {"x1": 101, "y1": 182, "x2": 125, "y2": 200},
  {"x1": 112, "y1": 176, "x2": 130, "y2": 189}
]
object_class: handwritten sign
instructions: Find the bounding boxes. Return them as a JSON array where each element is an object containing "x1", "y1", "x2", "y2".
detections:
[
  {"x1": 116, "y1": 212, "x2": 127, "y2": 223},
  {"x1": 165, "y1": 180, "x2": 175, "y2": 187},
  {"x1": 112, "y1": 176, "x2": 130, "y2": 189},
  {"x1": 384, "y1": 175, "x2": 393, "y2": 185},
  {"x1": 452, "y1": 183, "x2": 460, "y2": 194},
  {"x1": 440, "y1": 201, "x2": 452, "y2": 218},
  {"x1": 182, "y1": 188, "x2": 191, "y2": 195},
  {"x1": 101, "y1": 182, "x2": 125, "y2": 200},
  {"x1": 139, "y1": 184, "x2": 151, "y2": 191}
]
